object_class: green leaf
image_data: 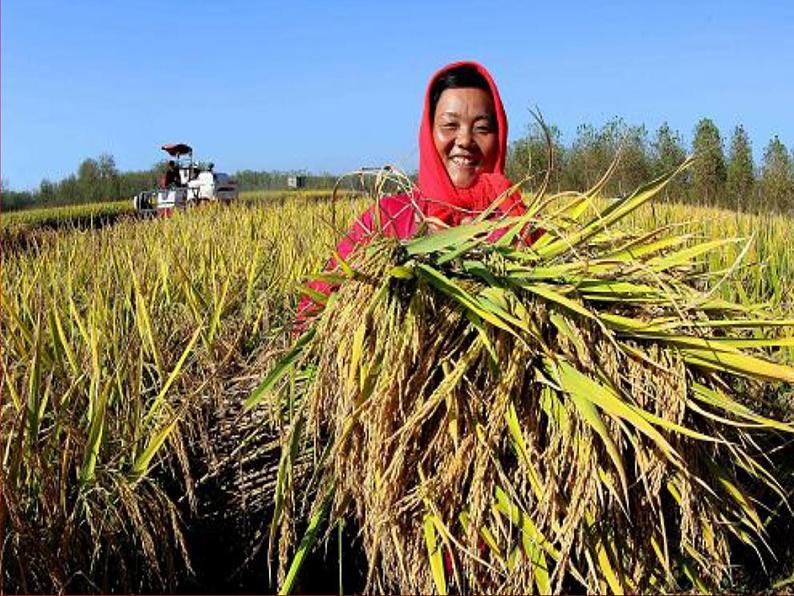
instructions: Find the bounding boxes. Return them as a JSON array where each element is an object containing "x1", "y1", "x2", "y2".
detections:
[
  {"x1": 130, "y1": 412, "x2": 180, "y2": 479},
  {"x1": 550, "y1": 361, "x2": 629, "y2": 498},
  {"x1": 405, "y1": 220, "x2": 498, "y2": 256},
  {"x1": 521, "y1": 283, "x2": 597, "y2": 321},
  {"x1": 423, "y1": 514, "x2": 447, "y2": 595},
  {"x1": 280, "y1": 489, "x2": 333, "y2": 595},
  {"x1": 128, "y1": 253, "x2": 163, "y2": 375},
  {"x1": 535, "y1": 158, "x2": 694, "y2": 260},
  {"x1": 207, "y1": 276, "x2": 231, "y2": 345},
  {"x1": 506, "y1": 403, "x2": 544, "y2": 501},
  {"x1": 306, "y1": 272, "x2": 349, "y2": 285},
  {"x1": 603, "y1": 233, "x2": 690, "y2": 262},
  {"x1": 494, "y1": 486, "x2": 561, "y2": 560},
  {"x1": 648, "y1": 238, "x2": 742, "y2": 272},
  {"x1": 691, "y1": 383, "x2": 794, "y2": 434},
  {"x1": 388, "y1": 265, "x2": 415, "y2": 280},
  {"x1": 681, "y1": 347, "x2": 794, "y2": 384},
  {"x1": 49, "y1": 308, "x2": 79, "y2": 376},
  {"x1": 143, "y1": 322, "x2": 203, "y2": 425},
  {"x1": 79, "y1": 379, "x2": 110, "y2": 486},
  {"x1": 416, "y1": 263, "x2": 517, "y2": 336},
  {"x1": 333, "y1": 250, "x2": 357, "y2": 278},
  {"x1": 244, "y1": 327, "x2": 316, "y2": 411},
  {"x1": 298, "y1": 284, "x2": 329, "y2": 306}
]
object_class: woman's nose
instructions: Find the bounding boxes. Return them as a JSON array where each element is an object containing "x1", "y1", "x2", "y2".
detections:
[{"x1": 455, "y1": 126, "x2": 474, "y2": 148}]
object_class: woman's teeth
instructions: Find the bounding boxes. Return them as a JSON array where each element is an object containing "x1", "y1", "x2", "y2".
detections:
[{"x1": 451, "y1": 156, "x2": 477, "y2": 167}]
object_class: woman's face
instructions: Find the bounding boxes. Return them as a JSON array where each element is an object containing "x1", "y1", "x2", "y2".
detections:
[{"x1": 433, "y1": 87, "x2": 498, "y2": 189}]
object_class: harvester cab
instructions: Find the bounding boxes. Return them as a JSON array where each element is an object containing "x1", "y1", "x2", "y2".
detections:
[{"x1": 133, "y1": 143, "x2": 239, "y2": 215}]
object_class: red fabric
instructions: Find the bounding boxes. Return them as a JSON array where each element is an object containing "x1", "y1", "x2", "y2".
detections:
[
  {"x1": 296, "y1": 61, "x2": 534, "y2": 325},
  {"x1": 416, "y1": 60, "x2": 523, "y2": 225},
  {"x1": 161, "y1": 143, "x2": 192, "y2": 156},
  {"x1": 295, "y1": 193, "x2": 418, "y2": 321}
]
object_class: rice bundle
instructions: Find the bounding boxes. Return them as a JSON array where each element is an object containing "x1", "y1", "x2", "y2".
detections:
[{"x1": 250, "y1": 159, "x2": 794, "y2": 594}]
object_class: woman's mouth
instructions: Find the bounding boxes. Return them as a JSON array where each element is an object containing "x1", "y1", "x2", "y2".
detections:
[{"x1": 449, "y1": 155, "x2": 479, "y2": 169}]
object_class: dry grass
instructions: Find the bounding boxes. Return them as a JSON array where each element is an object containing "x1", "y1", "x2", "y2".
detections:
[
  {"x1": 0, "y1": 197, "x2": 361, "y2": 592},
  {"x1": 2, "y1": 175, "x2": 793, "y2": 593},
  {"x1": 261, "y1": 165, "x2": 794, "y2": 594}
]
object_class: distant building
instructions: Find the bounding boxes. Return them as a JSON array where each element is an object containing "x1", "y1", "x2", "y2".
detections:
[{"x1": 287, "y1": 175, "x2": 306, "y2": 189}]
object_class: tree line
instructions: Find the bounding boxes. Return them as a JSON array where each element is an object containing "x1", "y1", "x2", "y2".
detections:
[
  {"x1": 2, "y1": 154, "x2": 160, "y2": 211},
  {"x1": 3, "y1": 118, "x2": 793, "y2": 214},
  {"x1": 0, "y1": 156, "x2": 343, "y2": 212},
  {"x1": 506, "y1": 118, "x2": 794, "y2": 214}
]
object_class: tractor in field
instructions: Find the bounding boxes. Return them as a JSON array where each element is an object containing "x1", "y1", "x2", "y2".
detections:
[{"x1": 133, "y1": 143, "x2": 239, "y2": 215}]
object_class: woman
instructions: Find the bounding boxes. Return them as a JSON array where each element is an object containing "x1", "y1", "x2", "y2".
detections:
[{"x1": 297, "y1": 61, "x2": 529, "y2": 321}]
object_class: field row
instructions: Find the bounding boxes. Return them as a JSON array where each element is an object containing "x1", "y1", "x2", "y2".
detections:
[{"x1": 1, "y1": 193, "x2": 792, "y2": 592}]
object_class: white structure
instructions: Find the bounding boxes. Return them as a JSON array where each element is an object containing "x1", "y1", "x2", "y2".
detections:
[
  {"x1": 133, "y1": 143, "x2": 239, "y2": 215},
  {"x1": 287, "y1": 175, "x2": 306, "y2": 189}
]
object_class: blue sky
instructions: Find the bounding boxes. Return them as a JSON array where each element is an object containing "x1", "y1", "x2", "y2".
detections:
[{"x1": 3, "y1": 0, "x2": 794, "y2": 190}]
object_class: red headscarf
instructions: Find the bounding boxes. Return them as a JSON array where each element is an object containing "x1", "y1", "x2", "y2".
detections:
[
  {"x1": 416, "y1": 61, "x2": 523, "y2": 225},
  {"x1": 295, "y1": 61, "x2": 529, "y2": 326}
]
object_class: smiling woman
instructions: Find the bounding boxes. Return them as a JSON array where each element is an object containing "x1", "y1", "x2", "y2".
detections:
[
  {"x1": 417, "y1": 61, "x2": 520, "y2": 225},
  {"x1": 297, "y1": 61, "x2": 529, "y2": 321},
  {"x1": 433, "y1": 87, "x2": 498, "y2": 188},
  {"x1": 430, "y1": 67, "x2": 499, "y2": 189}
]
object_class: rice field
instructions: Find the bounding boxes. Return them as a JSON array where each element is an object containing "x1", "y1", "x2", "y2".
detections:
[{"x1": 1, "y1": 187, "x2": 793, "y2": 593}]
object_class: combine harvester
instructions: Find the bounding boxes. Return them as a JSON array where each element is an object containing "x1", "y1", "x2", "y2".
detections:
[{"x1": 133, "y1": 143, "x2": 239, "y2": 215}]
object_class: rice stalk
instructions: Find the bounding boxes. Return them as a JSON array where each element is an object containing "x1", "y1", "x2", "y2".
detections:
[
  {"x1": 263, "y1": 161, "x2": 794, "y2": 594},
  {"x1": 0, "y1": 198, "x2": 361, "y2": 592}
]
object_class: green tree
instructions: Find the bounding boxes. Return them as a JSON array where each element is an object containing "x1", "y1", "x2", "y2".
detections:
[
  {"x1": 725, "y1": 125, "x2": 755, "y2": 212},
  {"x1": 59, "y1": 175, "x2": 82, "y2": 204},
  {"x1": 759, "y1": 136, "x2": 793, "y2": 212},
  {"x1": 97, "y1": 153, "x2": 121, "y2": 201},
  {"x1": 651, "y1": 123, "x2": 688, "y2": 201},
  {"x1": 77, "y1": 157, "x2": 101, "y2": 203},
  {"x1": 691, "y1": 118, "x2": 726, "y2": 206},
  {"x1": 563, "y1": 118, "x2": 651, "y2": 197},
  {"x1": 614, "y1": 123, "x2": 650, "y2": 198},
  {"x1": 0, "y1": 179, "x2": 34, "y2": 209},
  {"x1": 652, "y1": 123, "x2": 687, "y2": 174},
  {"x1": 39, "y1": 179, "x2": 55, "y2": 203},
  {"x1": 506, "y1": 123, "x2": 564, "y2": 192},
  {"x1": 565, "y1": 120, "x2": 620, "y2": 191}
]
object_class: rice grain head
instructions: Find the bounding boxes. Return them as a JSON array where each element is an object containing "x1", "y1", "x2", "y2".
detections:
[{"x1": 263, "y1": 161, "x2": 794, "y2": 594}]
